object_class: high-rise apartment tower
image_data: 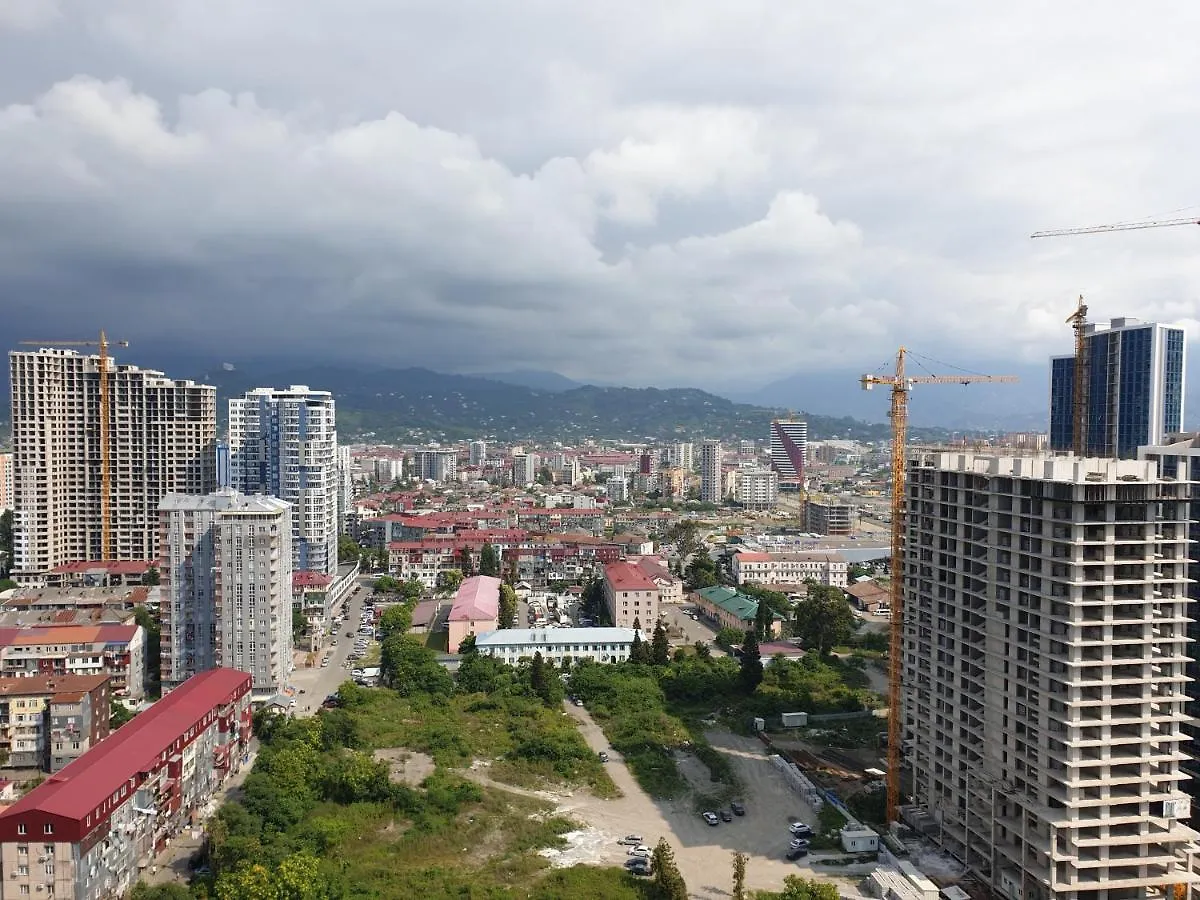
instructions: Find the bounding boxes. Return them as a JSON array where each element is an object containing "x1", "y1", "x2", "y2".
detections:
[
  {"x1": 228, "y1": 386, "x2": 338, "y2": 578},
  {"x1": 699, "y1": 440, "x2": 722, "y2": 504},
  {"x1": 10, "y1": 348, "x2": 216, "y2": 576},
  {"x1": 412, "y1": 449, "x2": 457, "y2": 483},
  {"x1": 159, "y1": 490, "x2": 292, "y2": 698},
  {"x1": 904, "y1": 450, "x2": 1197, "y2": 898},
  {"x1": 1050, "y1": 317, "x2": 1185, "y2": 458},
  {"x1": 770, "y1": 419, "x2": 808, "y2": 482}
]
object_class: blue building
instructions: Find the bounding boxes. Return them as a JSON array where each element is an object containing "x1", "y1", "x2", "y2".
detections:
[{"x1": 1049, "y1": 317, "x2": 1186, "y2": 458}]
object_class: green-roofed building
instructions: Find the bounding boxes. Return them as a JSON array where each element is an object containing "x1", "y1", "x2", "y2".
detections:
[{"x1": 693, "y1": 585, "x2": 784, "y2": 638}]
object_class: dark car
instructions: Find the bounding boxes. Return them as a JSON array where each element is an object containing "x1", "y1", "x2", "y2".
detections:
[
  {"x1": 720, "y1": 809, "x2": 733, "y2": 822},
  {"x1": 598, "y1": 751, "x2": 609, "y2": 762},
  {"x1": 730, "y1": 801, "x2": 745, "y2": 816},
  {"x1": 786, "y1": 847, "x2": 808, "y2": 861},
  {"x1": 627, "y1": 861, "x2": 652, "y2": 877}
]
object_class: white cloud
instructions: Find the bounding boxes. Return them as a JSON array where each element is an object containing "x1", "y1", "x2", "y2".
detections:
[{"x1": 2, "y1": 1, "x2": 1200, "y2": 399}]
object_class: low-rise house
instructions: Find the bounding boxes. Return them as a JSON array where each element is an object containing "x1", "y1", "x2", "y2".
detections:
[
  {"x1": 447, "y1": 576, "x2": 500, "y2": 654},
  {"x1": 0, "y1": 669, "x2": 252, "y2": 900},
  {"x1": 693, "y1": 586, "x2": 784, "y2": 638},
  {"x1": 475, "y1": 627, "x2": 636, "y2": 667},
  {"x1": 731, "y1": 550, "x2": 848, "y2": 589},
  {"x1": 846, "y1": 579, "x2": 890, "y2": 612},
  {"x1": 0, "y1": 674, "x2": 111, "y2": 772}
]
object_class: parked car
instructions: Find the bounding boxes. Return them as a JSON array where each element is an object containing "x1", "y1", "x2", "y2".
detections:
[
  {"x1": 789, "y1": 822, "x2": 813, "y2": 837},
  {"x1": 598, "y1": 751, "x2": 609, "y2": 762},
  {"x1": 786, "y1": 846, "x2": 808, "y2": 861},
  {"x1": 617, "y1": 835, "x2": 644, "y2": 846},
  {"x1": 730, "y1": 801, "x2": 745, "y2": 816},
  {"x1": 702, "y1": 812, "x2": 720, "y2": 826},
  {"x1": 788, "y1": 838, "x2": 810, "y2": 851},
  {"x1": 574, "y1": 698, "x2": 584, "y2": 707},
  {"x1": 321, "y1": 658, "x2": 330, "y2": 667},
  {"x1": 719, "y1": 809, "x2": 733, "y2": 822},
  {"x1": 627, "y1": 845, "x2": 651, "y2": 858},
  {"x1": 628, "y1": 861, "x2": 652, "y2": 877}
]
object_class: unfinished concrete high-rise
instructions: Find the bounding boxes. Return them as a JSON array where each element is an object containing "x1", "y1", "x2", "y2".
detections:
[
  {"x1": 9, "y1": 348, "x2": 216, "y2": 577},
  {"x1": 904, "y1": 451, "x2": 1197, "y2": 900}
]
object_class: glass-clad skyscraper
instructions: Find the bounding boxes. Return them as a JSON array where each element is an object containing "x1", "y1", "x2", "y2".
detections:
[{"x1": 1049, "y1": 317, "x2": 1185, "y2": 458}]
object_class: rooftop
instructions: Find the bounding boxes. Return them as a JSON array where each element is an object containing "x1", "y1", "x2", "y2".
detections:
[
  {"x1": 159, "y1": 489, "x2": 291, "y2": 515},
  {"x1": 47, "y1": 560, "x2": 154, "y2": 576},
  {"x1": 292, "y1": 571, "x2": 332, "y2": 589},
  {"x1": 603, "y1": 561, "x2": 658, "y2": 592},
  {"x1": 695, "y1": 586, "x2": 783, "y2": 622},
  {"x1": 0, "y1": 623, "x2": 139, "y2": 648},
  {"x1": 476, "y1": 627, "x2": 637, "y2": 647},
  {"x1": 0, "y1": 669, "x2": 250, "y2": 827},
  {"x1": 0, "y1": 674, "x2": 110, "y2": 698},
  {"x1": 448, "y1": 576, "x2": 501, "y2": 622}
]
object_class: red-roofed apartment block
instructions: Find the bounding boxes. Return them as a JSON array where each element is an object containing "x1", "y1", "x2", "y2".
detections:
[
  {"x1": 602, "y1": 562, "x2": 661, "y2": 631},
  {"x1": 447, "y1": 576, "x2": 500, "y2": 653},
  {"x1": 0, "y1": 624, "x2": 146, "y2": 700},
  {"x1": 0, "y1": 669, "x2": 252, "y2": 899}
]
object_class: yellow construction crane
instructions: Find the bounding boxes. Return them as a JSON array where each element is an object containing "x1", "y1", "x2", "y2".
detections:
[
  {"x1": 1066, "y1": 296, "x2": 1088, "y2": 455},
  {"x1": 1031, "y1": 216, "x2": 1200, "y2": 238},
  {"x1": 861, "y1": 348, "x2": 1018, "y2": 826},
  {"x1": 19, "y1": 333, "x2": 129, "y2": 560}
]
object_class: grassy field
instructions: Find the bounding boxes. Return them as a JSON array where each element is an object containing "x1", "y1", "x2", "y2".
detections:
[{"x1": 343, "y1": 685, "x2": 620, "y2": 798}]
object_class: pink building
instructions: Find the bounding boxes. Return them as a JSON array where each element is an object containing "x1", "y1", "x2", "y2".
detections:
[{"x1": 447, "y1": 575, "x2": 500, "y2": 653}]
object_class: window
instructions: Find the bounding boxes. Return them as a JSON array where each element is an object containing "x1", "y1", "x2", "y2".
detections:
[
  {"x1": 17, "y1": 824, "x2": 26, "y2": 835},
  {"x1": 42, "y1": 824, "x2": 53, "y2": 835}
]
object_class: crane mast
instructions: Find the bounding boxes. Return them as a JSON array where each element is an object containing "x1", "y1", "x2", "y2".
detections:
[
  {"x1": 861, "y1": 350, "x2": 1017, "y2": 826},
  {"x1": 1066, "y1": 297, "x2": 1089, "y2": 455}
]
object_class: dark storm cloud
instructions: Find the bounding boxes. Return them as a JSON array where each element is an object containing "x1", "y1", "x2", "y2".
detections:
[{"x1": 3, "y1": 0, "x2": 1200, "y2": 389}]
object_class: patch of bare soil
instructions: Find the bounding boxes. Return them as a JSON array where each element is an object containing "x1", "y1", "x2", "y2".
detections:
[{"x1": 373, "y1": 748, "x2": 436, "y2": 786}]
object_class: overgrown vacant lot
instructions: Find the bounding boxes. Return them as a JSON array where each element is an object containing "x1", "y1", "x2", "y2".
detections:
[{"x1": 340, "y1": 682, "x2": 619, "y2": 797}]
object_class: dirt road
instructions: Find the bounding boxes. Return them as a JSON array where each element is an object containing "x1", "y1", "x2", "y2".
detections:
[{"x1": 559, "y1": 704, "x2": 855, "y2": 899}]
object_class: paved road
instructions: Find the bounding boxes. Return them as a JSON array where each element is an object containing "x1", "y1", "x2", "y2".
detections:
[
  {"x1": 662, "y1": 603, "x2": 725, "y2": 653},
  {"x1": 291, "y1": 584, "x2": 373, "y2": 714}
]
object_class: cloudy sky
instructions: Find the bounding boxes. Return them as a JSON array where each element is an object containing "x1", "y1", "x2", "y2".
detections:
[{"x1": 3, "y1": 1, "x2": 1200, "y2": 396}]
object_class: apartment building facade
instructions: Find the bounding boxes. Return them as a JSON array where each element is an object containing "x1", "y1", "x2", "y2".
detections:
[
  {"x1": 9, "y1": 348, "x2": 217, "y2": 577},
  {"x1": 731, "y1": 551, "x2": 849, "y2": 588},
  {"x1": 0, "y1": 669, "x2": 252, "y2": 900},
  {"x1": 0, "y1": 624, "x2": 145, "y2": 700},
  {"x1": 0, "y1": 674, "x2": 110, "y2": 772},
  {"x1": 602, "y1": 562, "x2": 660, "y2": 631},
  {"x1": 736, "y1": 467, "x2": 779, "y2": 509},
  {"x1": 0, "y1": 453, "x2": 12, "y2": 514},
  {"x1": 228, "y1": 386, "x2": 339, "y2": 578},
  {"x1": 769, "y1": 419, "x2": 808, "y2": 482},
  {"x1": 805, "y1": 498, "x2": 855, "y2": 536},
  {"x1": 903, "y1": 451, "x2": 1197, "y2": 899},
  {"x1": 412, "y1": 449, "x2": 457, "y2": 483},
  {"x1": 159, "y1": 491, "x2": 293, "y2": 698},
  {"x1": 476, "y1": 627, "x2": 636, "y2": 666},
  {"x1": 699, "y1": 440, "x2": 723, "y2": 504}
]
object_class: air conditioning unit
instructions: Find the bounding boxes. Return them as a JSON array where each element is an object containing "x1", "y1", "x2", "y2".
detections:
[
  {"x1": 10, "y1": 870, "x2": 17, "y2": 878},
  {"x1": 37, "y1": 856, "x2": 46, "y2": 863}
]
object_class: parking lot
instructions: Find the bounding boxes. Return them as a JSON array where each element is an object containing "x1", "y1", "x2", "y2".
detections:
[{"x1": 558, "y1": 704, "x2": 845, "y2": 899}]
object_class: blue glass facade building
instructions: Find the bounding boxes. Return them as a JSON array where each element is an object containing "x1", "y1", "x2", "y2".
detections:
[{"x1": 1049, "y1": 318, "x2": 1186, "y2": 458}]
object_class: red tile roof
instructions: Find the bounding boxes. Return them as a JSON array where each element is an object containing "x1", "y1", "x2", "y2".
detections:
[
  {"x1": 0, "y1": 674, "x2": 109, "y2": 698},
  {"x1": 0, "y1": 623, "x2": 138, "y2": 648},
  {"x1": 448, "y1": 576, "x2": 500, "y2": 622},
  {"x1": 604, "y1": 561, "x2": 658, "y2": 592},
  {"x1": 0, "y1": 669, "x2": 250, "y2": 827},
  {"x1": 292, "y1": 571, "x2": 333, "y2": 589},
  {"x1": 735, "y1": 552, "x2": 773, "y2": 562}
]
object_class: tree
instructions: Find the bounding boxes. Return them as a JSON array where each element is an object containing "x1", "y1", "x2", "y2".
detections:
[
  {"x1": 457, "y1": 633, "x2": 477, "y2": 656},
  {"x1": 129, "y1": 885, "x2": 194, "y2": 900},
  {"x1": 714, "y1": 626, "x2": 744, "y2": 652},
  {"x1": 458, "y1": 546, "x2": 475, "y2": 576},
  {"x1": 581, "y1": 577, "x2": 608, "y2": 624},
  {"x1": 498, "y1": 583, "x2": 517, "y2": 629},
  {"x1": 110, "y1": 700, "x2": 135, "y2": 730},
  {"x1": 739, "y1": 629, "x2": 763, "y2": 692},
  {"x1": 436, "y1": 568, "x2": 464, "y2": 595},
  {"x1": 732, "y1": 850, "x2": 748, "y2": 900},
  {"x1": 651, "y1": 838, "x2": 688, "y2": 900},
  {"x1": 754, "y1": 597, "x2": 775, "y2": 642},
  {"x1": 133, "y1": 606, "x2": 161, "y2": 694},
  {"x1": 142, "y1": 566, "x2": 160, "y2": 586},
  {"x1": 651, "y1": 619, "x2": 671, "y2": 666},
  {"x1": 214, "y1": 862, "x2": 276, "y2": 900},
  {"x1": 629, "y1": 631, "x2": 651, "y2": 665},
  {"x1": 381, "y1": 636, "x2": 454, "y2": 696},
  {"x1": 292, "y1": 609, "x2": 306, "y2": 641},
  {"x1": 399, "y1": 579, "x2": 424, "y2": 602},
  {"x1": 372, "y1": 575, "x2": 400, "y2": 594},
  {"x1": 276, "y1": 852, "x2": 329, "y2": 900},
  {"x1": 337, "y1": 534, "x2": 361, "y2": 564},
  {"x1": 537, "y1": 466, "x2": 554, "y2": 485},
  {"x1": 778, "y1": 876, "x2": 840, "y2": 900},
  {"x1": 693, "y1": 640, "x2": 712, "y2": 660},
  {"x1": 502, "y1": 551, "x2": 518, "y2": 585},
  {"x1": 684, "y1": 555, "x2": 719, "y2": 590},
  {"x1": 478, "y1": 542, "x2": 500, "y2": 576},
  {"x1": 529, "y1": 651, "x2": 556, "y2": 705},
  {"x1": 378, "y1": 604, "x2": 413, "y2": 641},
  {"x1": 793, "y1": 585, "x2": 856, "y2": 656},
  {"x1": 0, "y1": 509, "x2": 13, "y2": 571}
]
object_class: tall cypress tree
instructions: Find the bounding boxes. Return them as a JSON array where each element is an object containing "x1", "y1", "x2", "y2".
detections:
[{"x1": 739, "y1": 628, "x2": 763, "y2": 692}]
